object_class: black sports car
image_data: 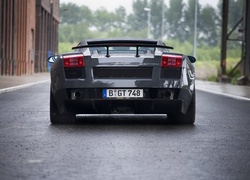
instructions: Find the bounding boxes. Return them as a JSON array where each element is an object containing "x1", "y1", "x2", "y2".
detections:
[{"x1": 48, "y1": 38, "x2": 196, "y2": 124}]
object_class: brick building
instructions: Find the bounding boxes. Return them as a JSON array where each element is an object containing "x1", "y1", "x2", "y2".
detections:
[{"x1": 0, "y1": 0, "x2": 59, "y2": 76}]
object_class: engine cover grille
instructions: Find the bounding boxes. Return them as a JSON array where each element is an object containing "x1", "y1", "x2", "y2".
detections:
[{"x1": 93, "y1": 67, "x2": 153, "y2": 79}]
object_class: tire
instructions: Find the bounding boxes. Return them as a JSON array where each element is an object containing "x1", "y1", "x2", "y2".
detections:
[
  {"x1": 50, "y1": 88, "x2": 76, "y2": 124},
  {"x1": 168, "y1": 90, "x2": 196, "y2": 124}
]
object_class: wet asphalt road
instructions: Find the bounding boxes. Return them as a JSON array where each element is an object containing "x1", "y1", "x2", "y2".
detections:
[{"x1": 0, "y1": 82, "x2": 250, "y2": 180}]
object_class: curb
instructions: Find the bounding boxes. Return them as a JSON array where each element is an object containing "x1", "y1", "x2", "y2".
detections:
[
  {"x1": 0, "y1": 80, "x2": 49, "y2": 94},
  {"x1": 196, "y1": 87, "x2": 250, "y2": 101}
]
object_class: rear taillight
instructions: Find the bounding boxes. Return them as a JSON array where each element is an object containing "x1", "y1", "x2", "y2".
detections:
[
  {"x1": 161, "y1": 54, "x2": 183, "y2": 68},
  {"x1": 63, "y1": 54, "x2": 84, "y2": 67}
]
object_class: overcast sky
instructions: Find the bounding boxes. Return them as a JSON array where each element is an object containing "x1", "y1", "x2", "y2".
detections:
[{"x1": 60, "y1": 0, "x2": 219, "y2": 13}]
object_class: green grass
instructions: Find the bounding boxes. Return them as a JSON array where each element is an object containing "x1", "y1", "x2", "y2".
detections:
[{"x1": 196, "y1": 58, "x2": 242, "y2": 82}]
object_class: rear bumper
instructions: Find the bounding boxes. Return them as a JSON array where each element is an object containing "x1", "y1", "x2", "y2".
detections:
[
  {"x1": 64, "y1": 99, "x2": 183, "y2": 114},
  {"x1": 52, "y1": 87, "x2": 193, "y2": 115}
]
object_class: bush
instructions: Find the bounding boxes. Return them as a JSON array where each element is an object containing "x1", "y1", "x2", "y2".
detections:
[{"x1": 59, "y1": 42, "x2": 76, "y2": 53}]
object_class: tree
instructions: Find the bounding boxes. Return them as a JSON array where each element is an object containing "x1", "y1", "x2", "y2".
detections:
[
  {"x1": 60, "y1": 3, "x2": 92, "y2": 25},
  {"x1": 59, "y1": 23, "x2": 93, "y2": 43},
  {"x1": 59, "y1": 0, "x2": 226, "y2": 48},
  {"x1": 93, "y1": 8, "x2": 114, "y2": 31},
  {"x1": 183, "y1": 0, "x2": 201, "y2": 43},
  {"x1": 113, "y1": 6, "x2": 127, "y2": 30},
  {"x1": 149, "y1": 0, "x2": 166, "y2": 39},
  {"x1": 165, "y1": 0, "x2": 186, "y2": 41},
  {"x1": 127, "y1": 0, "x2": 148, "y2": 34},
  {"x1": 199, "y1": 5, "x2": 220, "y2": 46}
]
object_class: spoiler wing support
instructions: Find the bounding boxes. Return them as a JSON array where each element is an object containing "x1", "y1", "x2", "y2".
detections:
[{"x1": 72, "y1": 44, "x2": 174, "y2": 58}]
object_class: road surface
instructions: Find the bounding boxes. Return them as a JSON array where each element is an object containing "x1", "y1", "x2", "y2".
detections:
[{"x1": 0, "y1": 81, "x2": 250, "y2": 180}]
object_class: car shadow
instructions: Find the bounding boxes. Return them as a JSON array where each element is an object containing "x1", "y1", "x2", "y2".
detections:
[
  {"x1": 75, "y1": 114, "x2": 170, "y2": 126},
  {"x1": 49, "y1": 114, "x2": 195, "y2": 128},
  {"x1": 50, "y1": 114, "x2": 197, "y2": 135}
]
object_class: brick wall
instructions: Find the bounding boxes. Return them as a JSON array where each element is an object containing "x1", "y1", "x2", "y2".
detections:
[{"x1": 0, "y1": 0, "x2": 59, "y2": 76}]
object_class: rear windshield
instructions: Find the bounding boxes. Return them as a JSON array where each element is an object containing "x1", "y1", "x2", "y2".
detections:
[{"x1": 89, "y1": 46, "x2": 156, "y2": 55}]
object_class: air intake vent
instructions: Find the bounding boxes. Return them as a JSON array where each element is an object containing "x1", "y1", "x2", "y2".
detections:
[{"x1": 93, "y1": 67, "x2": 153, "y2": 79}]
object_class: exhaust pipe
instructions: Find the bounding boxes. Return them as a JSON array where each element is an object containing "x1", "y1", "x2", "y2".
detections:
[
  {"x1": 157, "y1": 89, "x2": 174, "y2": 99},
  {"x1": 165, "y1": 90, "x2": 174, "y2": 99},
  {"x1": 71, "y1": 90, "x2": 82, "y2": 100}
]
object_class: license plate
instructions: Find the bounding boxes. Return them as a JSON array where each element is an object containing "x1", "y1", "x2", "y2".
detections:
[{"x1": 103, "y1": 89, "x2": 143, "y2": 98}]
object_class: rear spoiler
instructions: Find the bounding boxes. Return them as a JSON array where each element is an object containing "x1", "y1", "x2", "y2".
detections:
[{"x1": 72, "y1": 43, "x2": 174, "y2": 57}]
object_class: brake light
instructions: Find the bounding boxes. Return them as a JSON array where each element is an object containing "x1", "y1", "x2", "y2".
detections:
[
  {"x1": 161, "y1": 54, "x2": 183, "y2": 68},
  {"x1": 63, "y1": 54, "x2": 84, "y2": 67}
]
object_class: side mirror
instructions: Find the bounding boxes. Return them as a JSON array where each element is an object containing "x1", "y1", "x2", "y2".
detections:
[
  {"x1": 187, "y1": 56, "x2": 196, "y2": 63},
  {"x1": 48, "y1": 55, "x2": 59, "y2": 63}
]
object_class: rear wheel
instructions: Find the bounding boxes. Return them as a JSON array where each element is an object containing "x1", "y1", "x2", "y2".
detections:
[
  {"x1": 50, "y1": 88, "x2": 76, "y2": 124},
  {"x1": 168, "y1": 90, "x2": 196, "y2": 124}
]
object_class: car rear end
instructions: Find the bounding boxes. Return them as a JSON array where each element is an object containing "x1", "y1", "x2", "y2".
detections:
[{"x1": 50, "y1": 39, "x2": 196, "y2": 124}]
